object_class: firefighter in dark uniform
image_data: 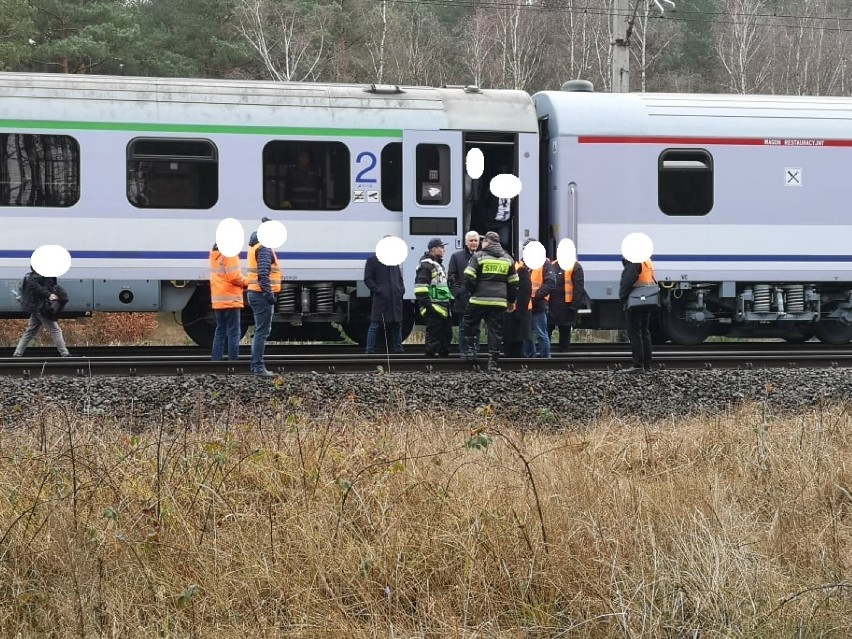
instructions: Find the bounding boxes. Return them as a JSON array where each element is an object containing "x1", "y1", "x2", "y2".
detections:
[
  {"x1": 415, "y1": 238, "x2": 454, "y2": 356},
  {"x1": 462, "y1": 231, "x2": 519, "y2": 371}
]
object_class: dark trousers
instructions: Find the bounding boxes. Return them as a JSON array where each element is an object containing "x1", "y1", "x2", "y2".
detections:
[
  {"x1": 424, "y1": 312, "x2": 452, "y2": 356},
  {"x1": 549, "y1": 324, "x2": 572, "y2": 351},
  {"x1": 626, "y1": 307, "x2": 653, "y2": 370},
  {"x1": 463, "y1": 305, "x2": 505, "y2": 356},
  {"x1": 454, "y1": 309, "x2": 480, "y2": 354},
  {"x1": 212, "y1": 308, "x2": 241, "y2": 361}
]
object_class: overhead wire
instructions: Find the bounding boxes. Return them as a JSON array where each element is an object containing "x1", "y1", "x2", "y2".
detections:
[{"x1": 371, "y1": 0, "x2": 852, "y2": 34}]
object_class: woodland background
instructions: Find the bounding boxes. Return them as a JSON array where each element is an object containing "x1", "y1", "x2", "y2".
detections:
[{"x1": 0, "y1": 0, "x2": 850, "y2": 95}]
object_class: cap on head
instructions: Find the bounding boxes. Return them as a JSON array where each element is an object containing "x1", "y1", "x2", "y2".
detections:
[
  {"x1": 427, "y1": 238, "x2": 447, "y2": 250},
  {"x1": 523, "y1": 237, "x2": 537, "y2": 247},
  {"x1": 483, "y1": 231, "x2": 500, "y2": 243}
]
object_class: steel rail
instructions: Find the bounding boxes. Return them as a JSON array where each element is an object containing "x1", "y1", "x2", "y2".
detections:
[
  {"x1": 2, "y1": 348, "x2": 852, "y2": 377},
  {"x1": 2, "y1": 340, "x2": 848, "y2": 360}
]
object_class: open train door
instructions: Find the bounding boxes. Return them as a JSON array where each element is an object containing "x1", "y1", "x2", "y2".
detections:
[{"x1": 401, "y1": 130, "x2": 464, "y2": 290}]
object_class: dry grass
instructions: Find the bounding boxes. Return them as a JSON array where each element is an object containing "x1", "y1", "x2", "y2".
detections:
[
  {"x1": 0, "y1": 313, "x2": 191, "y2": 348},
  {"x1": 0, "y1": 403, "x2": 850, "y2": 637}
]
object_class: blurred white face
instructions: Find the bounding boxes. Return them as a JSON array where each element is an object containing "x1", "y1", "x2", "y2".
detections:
[{"x1": 466, "y1": 236, "x2": 480, "y2": 251}]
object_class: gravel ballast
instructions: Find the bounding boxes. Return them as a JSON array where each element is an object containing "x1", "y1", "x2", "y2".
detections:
[{"x1": 2, "y1": 368, "x2": 848, "y2": 428}]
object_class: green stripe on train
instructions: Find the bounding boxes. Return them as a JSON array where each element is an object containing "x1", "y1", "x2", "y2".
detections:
[{"x1": 0, "y1": 119, "x2": 403, "y2": 138}]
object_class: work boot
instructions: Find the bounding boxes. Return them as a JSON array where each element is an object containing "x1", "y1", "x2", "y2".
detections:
[
  {"x1": 487, "y1": 353, "x2": 501, "y2": 372},
  {"x1": 464, "y1": 338, "x2": 477, "y2": 362}
]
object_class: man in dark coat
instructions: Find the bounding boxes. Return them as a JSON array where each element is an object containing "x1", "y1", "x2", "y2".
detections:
[
  {"x1": 447, "y1": 230, "x2": 480, "y2": 354},
  {"x1": 363, "y1": 251, "x2": 405, "y2": 353},
  {"x1": 13, "y1": 267, "x2": 71, "y2": 357}
]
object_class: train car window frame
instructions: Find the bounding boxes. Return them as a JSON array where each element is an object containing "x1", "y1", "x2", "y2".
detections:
[
  {"x1": 658, "y1": 148, "x2": 713, "y2": 216},
  {"x1": 0, "y1": 133, "x2": 80, "y2": 207},
  {"x1": 127, "y1": 137, "x2": 219, "y2": 209},
  {"x1": 381, "y1": 142, "x2": 402, "y2": 212},
  {"x1": 263, "y1": 141, "x2": 350, "y2": 211},
  {"x1": 415, "y1": 144, "x2": 451, "y2": 206}
]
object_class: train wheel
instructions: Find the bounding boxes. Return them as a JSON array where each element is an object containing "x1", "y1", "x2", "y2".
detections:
[
  {"x1": 660, "y1": 305, "x2": 712, "y2": 346},
  {"x1": 812, "y1": 320, "x2": 852, "y2": 345},
  {"x1": 181, "y1": 287, "x2": 216, "y2": 348},
  {"x1": 782, "y1": 328, "x2": 814, "y2": 344}
]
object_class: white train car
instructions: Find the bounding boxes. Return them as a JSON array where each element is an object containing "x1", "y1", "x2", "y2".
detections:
[
  {"x1": 535, "y1": 83, "x2": 852, "y2": 344},
  {"x1": 0, "y1": 73, "x2": 539, "y2": 346}
]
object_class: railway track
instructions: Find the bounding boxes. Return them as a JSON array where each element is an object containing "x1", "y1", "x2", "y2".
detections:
[{"x1": 2, "y1": 344, "x2": 852, "y2": 377}]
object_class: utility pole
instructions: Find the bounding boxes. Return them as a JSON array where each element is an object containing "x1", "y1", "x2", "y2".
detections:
[{"x1": 611, "y1": 0, "x2": 630, "y2": 93}]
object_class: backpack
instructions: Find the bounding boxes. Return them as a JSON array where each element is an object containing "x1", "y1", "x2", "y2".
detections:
[{"x1": 14, "y1": 272, "x2": 29, "y2": 308}]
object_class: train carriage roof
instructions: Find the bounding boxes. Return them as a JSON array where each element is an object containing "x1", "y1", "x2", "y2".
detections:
[
  {"x1": 0, "y1": 72, "x2": 538, "y2": 134},
  {"x1": 534, "y1": 90, "x2": 852, "y2": 139}
]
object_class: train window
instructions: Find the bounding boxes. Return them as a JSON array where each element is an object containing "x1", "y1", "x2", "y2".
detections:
[
  {"x1": 658, "y1": 149, "x2": 713, "y2": 216},
  {"x1": 0, "y1": 134, "x2": 79, "y2": 207},
  {"x1": 416, "y1": 144, "x2": 451, "y2": 206},
  {"x1": 381, "y1": 143, "x2": 402, "y2": 212},
  {"x1": 263, "y1": 141, "x2": 350, "y2": 211},
  {"x1": 127, "y1": 138, "x2": 218, "y2": 209}
]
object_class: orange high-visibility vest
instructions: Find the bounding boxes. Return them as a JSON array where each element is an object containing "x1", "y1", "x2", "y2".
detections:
[
  {"x1": 562, "y1": 265, "x2": 574, "y2": 303},
  {"x1": 519, "y1": 259, "x2": 550, "y2": 310},
  {"x1": 247, "y1": 244, "x2": 282, "y2": 293},
  {"x1": 635, "y1": 260, "x2": 656, "y2": 286},
  {"x1": 209, "y1": 250, "x2": 247, "y2": 309}
]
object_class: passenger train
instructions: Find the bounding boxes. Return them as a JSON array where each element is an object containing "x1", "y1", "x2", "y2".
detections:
[{"x1": 2, "y1": 72, "x2": 852, "y2": 346}]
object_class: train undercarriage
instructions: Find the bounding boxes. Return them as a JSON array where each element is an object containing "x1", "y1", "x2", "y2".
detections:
[
  {"x1": 649, "y1": 281, "x2": 852, "y2": 346},
  {"x1": 179, "y1": 282, "x2": 416, "y2": 349},
  {"x1": 180, "y1": 279, "x2": 852, "y2": 348}
]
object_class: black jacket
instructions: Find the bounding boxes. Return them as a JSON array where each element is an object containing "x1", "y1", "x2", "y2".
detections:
[
  {"x1": 464, "y1": 243, "x2": 519, "y2": 307},
  {"x1": 21, "y1": 271, "x2": 65, "y2": 317},
  {"x1": 619, "y1": 261, "x2": 643, "y2": 307},
  {"x1": 447, "y1": 246, "x2": 475, "y2": 313},
  {"x1": 364, "y1": 255, "x2": 405, "y2": 323}
]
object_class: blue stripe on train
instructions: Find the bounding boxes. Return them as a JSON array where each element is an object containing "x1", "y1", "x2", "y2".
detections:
[
  {"x1": 0, "y1": 250, "x2": 375, "y2": 260},
  {"x1": 580, "y1": 254, "x2": 852, "y2": 263},
  {"x1": 1, "y1": 250, "x2": 851, "y2": 263}
]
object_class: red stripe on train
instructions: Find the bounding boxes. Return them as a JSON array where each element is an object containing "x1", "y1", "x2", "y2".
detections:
[{"x1": 578, "y1": 136, "x2": 852, "y2": 147}]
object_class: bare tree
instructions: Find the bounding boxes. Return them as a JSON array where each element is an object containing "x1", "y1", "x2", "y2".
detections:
[
  {"x1": 236, "y1": 0, "x2": 327, "y2": 82},
  {"x1": 461, "y1": 9, "x2": 497, "y2": 87},
  {"x1": 714, "y1": 0, "x2": 772, "y2": 93},
  {"x1": 551, "y1": 0, "x2": 611, "y2": 88},
  {"x1": 770, "y1": 0, "x2": 849, "y2": 96},
  {"x1": 492, "y1": 0, "x2": 548, "y2": 90},
  {"x1": 630, "y1": 0, "x2": 678, "y2": 91}
]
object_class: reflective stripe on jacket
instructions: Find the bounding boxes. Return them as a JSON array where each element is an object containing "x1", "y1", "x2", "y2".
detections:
[
  {"x1": 635, "y1": 260, "x2": 656, "y2": 286},
  {"x1": 465, "y1": 246, "x2": 519, "y2": 308},
  {"x1": 209, "y1": 250, "x2": 246, "y2": 309},
  {"x1": 247, "y1": 244, "x2": 282, "y2": 293},
  {"x1": 414, "y1": 255, "x2": 452, "y2": 318}
]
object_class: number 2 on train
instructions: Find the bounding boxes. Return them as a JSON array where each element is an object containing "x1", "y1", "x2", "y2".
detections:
[{"x1": 355, "y1": 151, "x2": 378, "y2": 184}]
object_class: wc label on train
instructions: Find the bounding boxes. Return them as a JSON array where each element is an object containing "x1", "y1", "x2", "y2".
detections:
[{"x1": 785, "y1": 167, "x2": 802, "y2": 187}]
